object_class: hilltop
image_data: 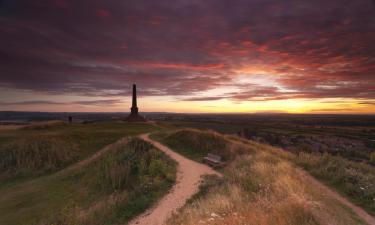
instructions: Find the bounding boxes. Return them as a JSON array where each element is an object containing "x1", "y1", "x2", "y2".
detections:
[{"x1": 0, "y1": 120, "x2": 374, "y2": 225}]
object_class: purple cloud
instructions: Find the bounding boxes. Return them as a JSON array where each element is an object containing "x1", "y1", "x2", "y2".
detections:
[{"x1": 0, "y1": 0, "x2": 374, "y2": 104}]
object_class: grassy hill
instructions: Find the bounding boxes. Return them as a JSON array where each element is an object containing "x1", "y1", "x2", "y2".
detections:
[
  {"x1": 0, "y1": 122, "x2": 176, "y2": 225},
  {"x1": 0, "y1": 121, "x2": 156, "y2": 184},
  {"x1": 0, "y1": 121, "x2": 373, "y2": 225},
  {"x1": 153, "y1": 129, "x2": 371, "y2": 225}
]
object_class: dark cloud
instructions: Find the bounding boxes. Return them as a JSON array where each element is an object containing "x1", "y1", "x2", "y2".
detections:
[
  {"x1": 358, "y1": 101, "x2": 375, "y2": 106},
  {"x1": 0, "y1": 0, "x2": 374, "y2": 103},
  {"x1": 0, "y1": 101, "x2": 65, "y2": 105},
  {"x1": 0, "y1": 99, "x2": 123, "y2": 106},
  {"x1": 182, "y1": 96, "x2": 224, "y2": 101}
]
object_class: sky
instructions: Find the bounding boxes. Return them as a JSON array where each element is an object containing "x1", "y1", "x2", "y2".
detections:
[{"x1": 0, "y1": 0, "x2": 374, "y2": 113}]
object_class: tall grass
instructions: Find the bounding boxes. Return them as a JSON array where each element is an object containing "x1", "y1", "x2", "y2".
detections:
[
  {"x1": 296, "y1": 152, "x2": 375, "y2": 215},
  {"x1": 49, "y1": 138, "x2": 177, "y2": 225},
  {"x1": 0, "y1": 121, "x2": 158, "y2": 184},
  {"x1": 156, "y1": 129, "x2": 367, "y2": 225},
  {"x1": 153, "y1": 129, "x2": 244, "y2": 162},
  {"x1": 95, "y1": 138, "x2": 176, "y2": 193},
  {"x1": 0, "y1": 136, "x2": 78, "y2": 176},
  {"x1": 0, "y1": 122, "x2": 162, "y2": 225}
]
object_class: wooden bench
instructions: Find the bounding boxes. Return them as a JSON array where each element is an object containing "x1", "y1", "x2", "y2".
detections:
[{"x1": 203, "y1": 153, "x2": 225, "y2": 167}]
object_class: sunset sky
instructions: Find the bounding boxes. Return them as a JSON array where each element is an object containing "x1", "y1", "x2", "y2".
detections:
[{"x1": 0, "y1": 0, "x2": 374, "y2": 113}]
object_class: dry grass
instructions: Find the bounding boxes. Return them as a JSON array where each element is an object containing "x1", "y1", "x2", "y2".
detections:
[
  {"x1": 158, "y1": 129, "x2": 367, "y2": 225},
  {"x1": 0, "y1": 122, "x2": 162, "y2": 225},
  {"x1": 45, "y1": 138, "x2": 177, "y2": 225},
  {"x1": 153, "y1": 128, "x2": 245, "y2": 162},
  {"x1": 0, "y1": 135, "x2": 79, "y2": 176},
  {"x1": 295, "y1": 152, "x2": 375, "y2": 215}
]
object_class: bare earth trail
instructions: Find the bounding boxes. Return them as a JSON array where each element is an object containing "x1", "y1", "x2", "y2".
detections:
[{"x1": 128, "y1": 133, "x2": 220, "y2": 225}]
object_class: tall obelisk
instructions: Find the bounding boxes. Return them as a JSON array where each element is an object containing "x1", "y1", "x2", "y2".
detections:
[
  {"x1": 131, "y1": 84, "x2": 138, "y2": 114},
  {"x1": 126, "y1": 84, "x2": 146, "y2": 122}
]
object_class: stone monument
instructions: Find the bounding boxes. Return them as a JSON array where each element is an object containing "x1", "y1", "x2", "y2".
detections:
[{"x1": 126, "y1": 84, "x2": 146, "y2": 122}]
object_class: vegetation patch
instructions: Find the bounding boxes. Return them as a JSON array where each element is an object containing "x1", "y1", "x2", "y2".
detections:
[
  {"x1": 0, "y1": 135, "x2": 78, "y2": 177},
  {"x1": 160, "y1": 129, "x2": 367, "y2": 225},
  {"x1": 0, "y1": 137, "x2": 176, "y2": 225},
  {"x1": 153, "y1": 129, "x2": 243, "y2": 162},
  {"x1": 295, "y1": 152, "x2": 375, "y2": 215},
  {"x1": 54, "y1": 138, "x2": 177, "y2": 225},
  {"x1": 158, "y1": 126, "x2": 375, "y2": 217},
  {"x1": 0, "y1": 121, "x2": 157, "y2": 184}
]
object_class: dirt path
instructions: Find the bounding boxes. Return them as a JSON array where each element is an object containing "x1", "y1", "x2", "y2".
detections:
[
  {"x1": 299, "y1": 170, "x2": 375, "y2": 225},
  {"x1": 128, "y1": 133, "x2": 220, "y2": 225}
]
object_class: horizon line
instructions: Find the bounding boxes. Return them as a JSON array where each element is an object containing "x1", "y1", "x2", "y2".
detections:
[{"x1": 1, "y1": 110, "x2": 375, "y2": 116}]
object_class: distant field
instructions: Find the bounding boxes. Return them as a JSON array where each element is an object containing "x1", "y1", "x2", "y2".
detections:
[
  {"x1": 162, "y1": 119, "x2": 375, "y2": 162},
  {"x1": 0, "y1": 121, "x2": 177, "y2": 225}
]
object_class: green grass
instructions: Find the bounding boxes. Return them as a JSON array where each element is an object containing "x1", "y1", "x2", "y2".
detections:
[
  {"x1": 0, "y1": 137, "x2": 176, "y2": 225},
  {"x1": 151, "y1": 129, "x2": 233, "y2": 162},
  {"x1": 0, "y1": 121, "x2": 157, "y2": 184},
  {"x1": 295, "y1": 152, "x2": 375, "y2": 216},
  {"x1": 0, "y1": 136, "x2": 79, "y2": 178},
  {"x1": 160, "y1": 129, "x2": 366, "y2": 225},
  {"x1": 159, "y1": 122, "x2": 375, "y2": 217}
]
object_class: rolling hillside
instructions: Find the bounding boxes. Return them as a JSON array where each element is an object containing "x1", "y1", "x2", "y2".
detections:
[
  {"x1": 0, "y1": 122, "x2": 176, "y2": 225},
  {"x1": 153, "y1": 129, "x2": 374, "y2": 225}
]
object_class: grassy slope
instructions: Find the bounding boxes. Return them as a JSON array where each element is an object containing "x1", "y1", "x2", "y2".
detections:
[
  {"x1": 153, "y1": 129, "x2": 368, "y2": 225},
  {"x1": 157, "y1": 122, "x2": 375, "y2": 217},
  {"x1": 0, "y1": 122, "x2": 177, "y2": 225},
  {"x1": 0, "y1": 121, "x2": 156, "y2": 184},
  {"x1": 295, "y1": 152, "x2": 375, "y2": 215}
]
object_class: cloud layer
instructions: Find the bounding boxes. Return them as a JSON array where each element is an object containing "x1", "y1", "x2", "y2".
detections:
[{"x1": 0, "y1": 0, "x2": 374, "y2": 110}]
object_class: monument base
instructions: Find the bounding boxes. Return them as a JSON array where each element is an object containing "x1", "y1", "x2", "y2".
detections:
[{"x1": 126, "y1": 113, "x2": 147, "y2": 122}]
